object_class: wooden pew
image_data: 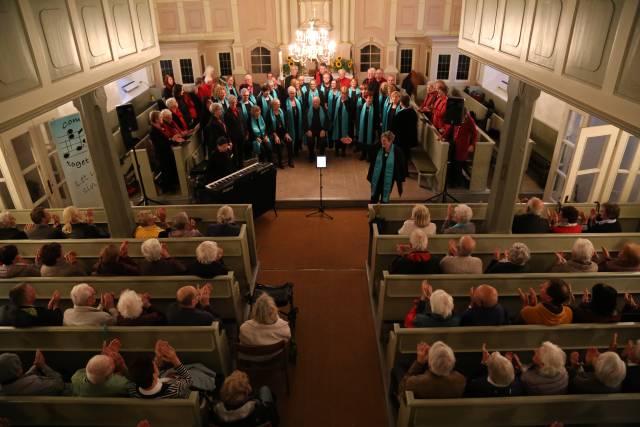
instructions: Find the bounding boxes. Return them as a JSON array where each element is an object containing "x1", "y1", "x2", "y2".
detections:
[
  {"x1": 0, "y1": 392, "x2": 202, "y2": 427},
  {"x1": 3, "y1": 226, "x2": 256, "y2": 295},
  {"x1": 368, "y1": 202, "x2": 640, "y2": 234},
  {"x1": 7, "y1": 204, "x2": 259, "y2": 268},
  {"x1": 386, "y1": 322, "x2": 640, "y2": 373},
  {"x1": 376, "y1": 271, "x2": 640, "y2": 338},
  {"x1": 368, "y1": 223, "x2": 640, "y2": 296},
  {"x1": 397, "y1": 391, "x2": 640, "y2": 427},
  {"x1": 0, "y1": 321, "x2": 231, "y2": 376},
  {"x1": 0, "y1": 273, "x2": 244, "y2": 324}
]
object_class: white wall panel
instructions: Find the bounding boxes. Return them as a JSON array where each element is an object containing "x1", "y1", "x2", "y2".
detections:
[
  {"x1": 76, "y1": 0, "x2": 113, "y2": 67},
  {"x1": 109, "y1": 0, "x2": 137, "y2": 57},
  {"x1": 461, "y1": 0, "x2": 477, "y2": 41},
  {"x1": 616, "y1": 11, "x2": 640, "y2": 103},
  {"x1": 499, "y1": 0, "x2": 526, "y2": 57},
  {"x1": 526, "y1": 0, "x2": 562, "y2": 70},
  {"x1": 30, "y1": 0, "x2": 82, "y2": 80},
  {"x1": 134, "y1": 0, "x2": 155, "y2": 50},
  {"x1": 478, "y1": 0, "x2": 499, "y2": 48},
  {"x1": 0, "y1": 1, "x2": 40, "y2": 101}
]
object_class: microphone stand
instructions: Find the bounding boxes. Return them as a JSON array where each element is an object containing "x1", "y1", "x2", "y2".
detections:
[{"x1": 306, "y1": 164, "x2": 333, "y2": 220}]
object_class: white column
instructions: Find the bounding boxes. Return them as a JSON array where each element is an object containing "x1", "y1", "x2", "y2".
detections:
[
  {"x1": 73, "y1": 89, "x2": 135, "y2": 237},
  {"x1": 443, "y1": 0, "x2": 453, "y2": 33},
  {"x1": 280, "y1": 0, "x2": 290, "y2": 46},
  {"x1": 417, "y1": 0, "x2": 425, "y2": 32},
  {"x1": 484, "y1": 78, "x2": 541, "y2": 233},
  {"x1": 230, "y1": 0, "x2": 247, "y2": 75},
  {"x1": 331, "y1": 0, "x2": 341, "y2": 42},
  {"x1": 385, "y1": 0, "x2": 399, "y2": 74},
  {"x1": 203, "y1": 0, "x2": 213, "y2": 33},
  {"x1": 176, "y1": 1, "x2": 187, "y2": 34}
]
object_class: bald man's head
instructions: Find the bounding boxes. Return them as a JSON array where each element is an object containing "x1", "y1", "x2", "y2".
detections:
[
  {"x1": 458, "y1": 236, "x2": 476, "y2": 256},
  {"x1": 472, "y1": 285, "x2": 498, "y2": 308},
  {"x1": 177, "y1": 286, "x2": 198, "y2": 307}
]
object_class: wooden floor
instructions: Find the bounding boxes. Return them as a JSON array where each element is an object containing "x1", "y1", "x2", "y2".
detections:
[{"x1": 254, "y1": 208, "x2": 389, "y2": 427}]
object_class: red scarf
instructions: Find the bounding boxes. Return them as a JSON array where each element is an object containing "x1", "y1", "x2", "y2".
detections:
[
  {"x1": 173, "y1": 108, "x2": 188, "y2": 130},
  {"x1": 183, "y1": 95, "x2": 197, "y2": 120}
]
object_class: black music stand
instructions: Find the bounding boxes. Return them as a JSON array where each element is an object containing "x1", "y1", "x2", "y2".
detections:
[
  {"x1": 117, "y1": 104, "x2": 162, "y2": 206},
  {"x1": 426, "y1": 97, "x2": 464, "y2": 203},
  {"x1": 307, "y1": 155, "x2": 333, "y2": 220}
]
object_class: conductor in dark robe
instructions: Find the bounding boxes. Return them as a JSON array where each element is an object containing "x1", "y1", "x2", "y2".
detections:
[
  {"x1": 390, "y1": 94, "x2": 418, "y2": 175},
  {"x1": 367, "y1": 131, "x2": 406, "y2": 203},
  {"x1": 149, "y1": 111, "x2": 182, "y2": 192},
  {"x1": 304, "y1": 95, "x2": 329, "y2": 162},
  {"x1": 207, "y1": 137, "x2": 235, "y2": 182},
  {"x1": 224, "y1": 96, "x2": 247, "y2": 169}
]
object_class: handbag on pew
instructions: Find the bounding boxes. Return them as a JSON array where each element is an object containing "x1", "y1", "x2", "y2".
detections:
[{"x1": 251, "y1": 282, "x2": 298, "y2": 364}]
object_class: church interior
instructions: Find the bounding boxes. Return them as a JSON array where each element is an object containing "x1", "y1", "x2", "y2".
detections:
[{"x1": 0, "y1": 0, "x2": 639, "y2": 426}]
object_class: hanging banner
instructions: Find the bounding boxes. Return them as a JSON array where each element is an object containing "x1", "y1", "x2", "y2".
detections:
[{"x1": 48, "y1": 113, "x2": 102, "y2": 207}]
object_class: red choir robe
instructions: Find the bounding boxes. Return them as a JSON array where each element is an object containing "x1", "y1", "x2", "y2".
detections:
[
  {"x1": 443, "y1": 112, "x2": 478, "y2": 161},
  {"x1": 431, "y1": 94, "x2": 448, "y2": 131}
]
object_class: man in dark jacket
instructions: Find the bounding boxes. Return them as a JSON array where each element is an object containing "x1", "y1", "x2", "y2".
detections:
[
  {"x1": 512, "y1": 197, "x2": 550, "y2": 233},
  {"x1": 460, "y1": 285, "x2": 510, "y2": 326},
  {"x1": 304, "y1": 96, "x2": 329, "y2": 162},
  {"x1": 585, "y1": 203, "x2": 623, "y2": 233},
  {"x1": 224, "y1": 95, "x2": 248, "y2": 169},
  {"x1": 390, "y1": 229, "x2": 440, "y2": 274},
  {"x1": 0, "y1": 245, "x2": 40, "y2": 278},
  {"x1": 0, "y1": 213, "x2": 27, "y2": 240},
  {"x1": 166, "y1": 285, "x2": 220, "y2": 326},
  {"x1": 25, "y1": 207, "x2": 65, "y2": 240},
  {"x1": 7, "y1": 283, "x2": 62, "y2": 327},
  {"x1": 390, "y1": 95, "x2": 418, "y2": 175},
  {"x1": 207, "y1": 137, "x2": 235, "y2": 182}
]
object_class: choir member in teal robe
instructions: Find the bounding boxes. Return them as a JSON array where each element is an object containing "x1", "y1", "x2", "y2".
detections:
[
  {"x1": 367, "y1": 131, "x2": 406, "y2": 203},
  {"x1": 357, "y1": 92, "x2": 378, "y2": 161}
]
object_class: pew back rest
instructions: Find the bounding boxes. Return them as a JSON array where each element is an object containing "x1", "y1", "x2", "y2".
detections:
[
  {"x1": 0, "y1": 322, "x2": 231, "y2": 376},
  {"x1": 0, "y1": 273, "x2": 244, "y2": 324},
  {"x1": 377, "y1": 271, "x2": 640, "y2": 328},
  {"x1": 0, "y1": 392, "x2": 202, "y2": 427},
  {"x1": 397, "y1": 391, "x2": 640, "y2": 427},
  {"x1": 7, "y1": 204, "x2": 258, "y2": 268}
]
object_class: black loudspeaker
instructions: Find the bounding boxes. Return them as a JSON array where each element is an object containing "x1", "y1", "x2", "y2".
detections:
[
  {"x1": 116, "y1": 103, "x2": 138, "y2": 132},
  {"x1": 443, "y1": 97, "x2": 465, "y2": 125}
]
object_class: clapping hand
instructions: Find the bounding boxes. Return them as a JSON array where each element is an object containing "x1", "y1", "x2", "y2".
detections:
[
  {"x1": 100, "y1": 293, "x2": 115, "y2": 311},
  {"x1": 624, "y1": 293, "x2": 638, "y2": 308},
  {"x1": 48, "y1": 290, "x2": 60, "y2": 310},
  {"x1": 518, "y1": 287, "x2": 537, "y2": 307},
  {"x1": 119, "y1": 241, "x2": 129, "y2": 258},
  {"x1": 582, "y1": 289, "x2": 592, "y2": 304},
  {"x1": 585, "y1": 347, "x2": 600, "y2": 366},
  {"x1": 505, "y1": 352, "x2": 523, "y2": 371},
  {"x1": 416, "y1": 342, "x2": 430, "y2": 364},
  {"x1": 160, "y1": 243, "x2": 170, "y2": 259},
  {"x1": 140, "y1": 292, "x2": 152, "y2": 309},
  {"x1": 86, "y1": 209, "x2": 94, "y2": 224},
  {"x1": 33, "y1": 349, "x2": 46, "y2": 369},
  {"x1": 52, "y1": 214, "x2": 60, "y2": 226},
  {"x1": 65, "y1": 251, "x2": 78, "y2": 264},
  {"x1": 481, "y1": 343, "x2": 490, "y2": 365},
  {"x1": 198, "y1": 283, "x2": 212, "y2": 306},
  {"x1": 554, "y1": 251, "x2": 567, "y2": 265},
  {"x1": 609, "y1": 333, "x2": 619, "y2": 352},
  {"x1": 155, "y1": 208, "x2": 167, "y2": 224},
  {"x1": 601, "y1": 246, "x2": 611, "y2": 260},
  {"x1": 569, "y1": 351, "x2": 581, "y2": 367},
  {"x1": 447, "y1": 239, "x2": 458, "y2": 256},
  {"x1": 155, "y1": 340, "x2": 181, "y2": 367},
  {"x1": 420, "y1": 280, "x2": 433, "y2": 301},
  {"x1": 446, "y1": 204, "x2": 453, "y2": 220}
]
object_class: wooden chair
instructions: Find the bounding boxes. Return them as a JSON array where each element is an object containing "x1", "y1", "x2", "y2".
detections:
[{"x1": 236, "y1": 340, "x2": 290, "y2": 396}]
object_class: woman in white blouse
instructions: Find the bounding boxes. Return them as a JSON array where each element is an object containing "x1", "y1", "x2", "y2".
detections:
[
  {"x1": 239, "y1": 293, "x2": 291, "y2": 358},
  {"x1": 398, "y1": 205, "x2": 437, "y2": 236}
]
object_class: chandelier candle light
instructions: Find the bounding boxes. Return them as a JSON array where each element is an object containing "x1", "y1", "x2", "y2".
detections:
[{"x1": 288, "y1": 18, "x2": 336, "y2": 68}]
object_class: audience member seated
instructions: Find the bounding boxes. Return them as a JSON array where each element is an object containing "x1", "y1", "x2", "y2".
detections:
[
  {"x1": 138, "y1": 239, "x2": 187, "y2": 276},
  {"x1": 0, "y1": 351, "x2": 64, "y2": 395},
  {"x1": 622, "y1": 339, "x2": 640, "y2": 392},
  {"x1": 39, "y1": 242, "x2": 87, "y2": 277},
  {"x1": 128, "y1": 340, "x2": 192, "y2": 399},
  {"x1": 622, "y1": 294, "x2": 640, "y2": 322},
  {"x1": 439, "y1": 236, "x2": 482, "y2": 274},
  {"x1": 167, "y1": 212, "x2": 203, "y2": 237},
  {"x1": 518, "y1": 279, "x2": 573, "y2": 325},
  {"x1": 25, "y1": 206, "x2": 65, "y2": 239},
  {"x1": 549, "y1": 206, "x2": 582, "y2": 234},
  {"x1": 61, "y1": 206, "x2": 108, "y2": 238},
  {"x1": 7, "y1": 282, "x2": 62, "y2": 326},
  {"x1": 465, "y1": 345, "x2": 523, "y2": 397},
  {"x1": 0, "y1": 245, "x2": 40, "y2": 278},
  {"x1": 0, "y1": 212, "x2": 27, "y2": 240},
  {"x1": 442, "y1": 204, "x2": 475, "y2": 234},
  {"x1": 412, "y1": 282, "x2": 460, "y2": 327},
  {"x1": 188, "y1": 241, "x2": 229, "y2": 278},
  {"x1": 63, "y1": 283, "x2": 117, "y2": 326},
  {"x1": 166, "y1": 284, "x2": 219, "y2": 326},
  {"x1": 398, "y1": 205, "x2": 436, "y2": 236},
  {"x1": 572, "y1": 283, "x2": 620, "y2": 323},
  {"x1": 390, "y1": 229, "x2": 441, "y2": 274},
  {"x1": 206, "y1": 206, "x2": 241, "y2": 237},
  {"x1": 598, "y1": 243, "x2": 640, "y2": 272},
  {"x1": 584, "y1": 203, "x2": 622, "y2": 233},
  {"x1": 551, "y1": 238, "x2": 598, "y2": 273},
  {"x1": 212, "y1": 370, "x2": 279, "y2": 427},
  {"x1": 72, "y1": 339, "x2": 132, "y2": 397},
  {"x1": 461, "y1": 285, "x2": 510, "y2": 326},
  {"x1": 485, "y1": 242, "x2": 531, "y2": 274},
  {"x1": 569, "y1": 347, "x2": 626, "y2": 394},
  {"x1": 117, "y1": 290, "x2": 167, "y2": 326},
  {"x1": 93, "y1": 241, "x2": 140, "y2": 276},
  {"x1": 511, "y1": 197, "x2": 550, "y2": 234},
  {"x1": 520, "y1": 341, "x2": 568, "y2": 395},
  {"x1": 399, "y1": 341, "x2": 466, "y2": 399},
  {"x1": 134, "y1": 211, "x2": 165, "y2": 239},
  {"x1": 239, "y1": 293, "x2": 291, "y2": 359}
]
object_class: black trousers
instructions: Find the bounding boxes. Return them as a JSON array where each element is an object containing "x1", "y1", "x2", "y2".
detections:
[
  {"x1": 307, "y1": 135, "x2": 327, "y2": 160},
  {"x1": 274, "y1": 139, "x2": 294, "y2": 166},
  {"x1": 258, "y1": 142, "x2": 273, "y2": 163},
  {"x1": 231, "y1": 137, "x2": 245, "y2": 169}
]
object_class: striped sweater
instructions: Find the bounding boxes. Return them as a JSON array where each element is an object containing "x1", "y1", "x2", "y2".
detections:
[{"x1": 129, "y1": 364, "x2": 192, "y2": 399}]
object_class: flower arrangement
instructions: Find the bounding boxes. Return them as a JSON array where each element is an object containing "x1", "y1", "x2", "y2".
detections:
[{"x1": 331, "y1": 56, "x2": 354, "y2": 72}]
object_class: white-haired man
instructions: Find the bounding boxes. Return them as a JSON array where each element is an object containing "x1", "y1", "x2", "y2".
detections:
[
  {"x1": 206, "y1": 205, "x2": 241, "y2": 237},
  {"x1": 63, "y1": 283, "x2": 117, "y2": 326},
  {"x1": 304, "y1": 95, "x2": 329, "y2": 162},
  {"x1": 138, "y1": 239, "x2": 186, "y2": 276},
  {"x1": 466, "y1": 344, "x2": 523, "y2": 397},
  {"x1": 512, "y1": 197, "x2": 551, "y2": 233},
  {"x1": 439, "y1": 235, "x2": 483, "y2": 274},
  {"x1": 412, "y1": 282, "x2": 460, "y2": 327},
  {"x1": 569, "y1": 346, "x2": 626, "y2": 393},
  {"x1": 399, "y1": 340, "x2": 466, "y2": 398},
  {"x1": 166, "y1": 284, "x2": 220, "y2": 326},
  {"x1": 520, "y1": 341, "x2": 568, "y2": 395},
  {"x1": 71, "y1": 339, "x2": 132, "y2": 396},
  {"x1": 551, "y1": 238, "x2": 598, "y2": 273},
  {"x1": 0, "y1": 212, "x2": 27, "y2": 240},
  {"x1": 390, "y1": 229, "x2": 441, "y2": 274},
  {"x1": 442, "y1": 204, "x2": 476, "y2": 234}
]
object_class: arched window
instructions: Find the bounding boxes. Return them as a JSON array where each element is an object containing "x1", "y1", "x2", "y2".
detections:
[
  {"x1": 360, "y1": 45, "x2": 381, "y2": 72},
  {"x1": 251, "y1": 47, "x2": 271, "y2": 73}
]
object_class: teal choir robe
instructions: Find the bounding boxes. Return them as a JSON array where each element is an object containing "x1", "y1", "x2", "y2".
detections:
[{"x1": 367, "y1": 144, "x2": 406, "y2": 203}]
